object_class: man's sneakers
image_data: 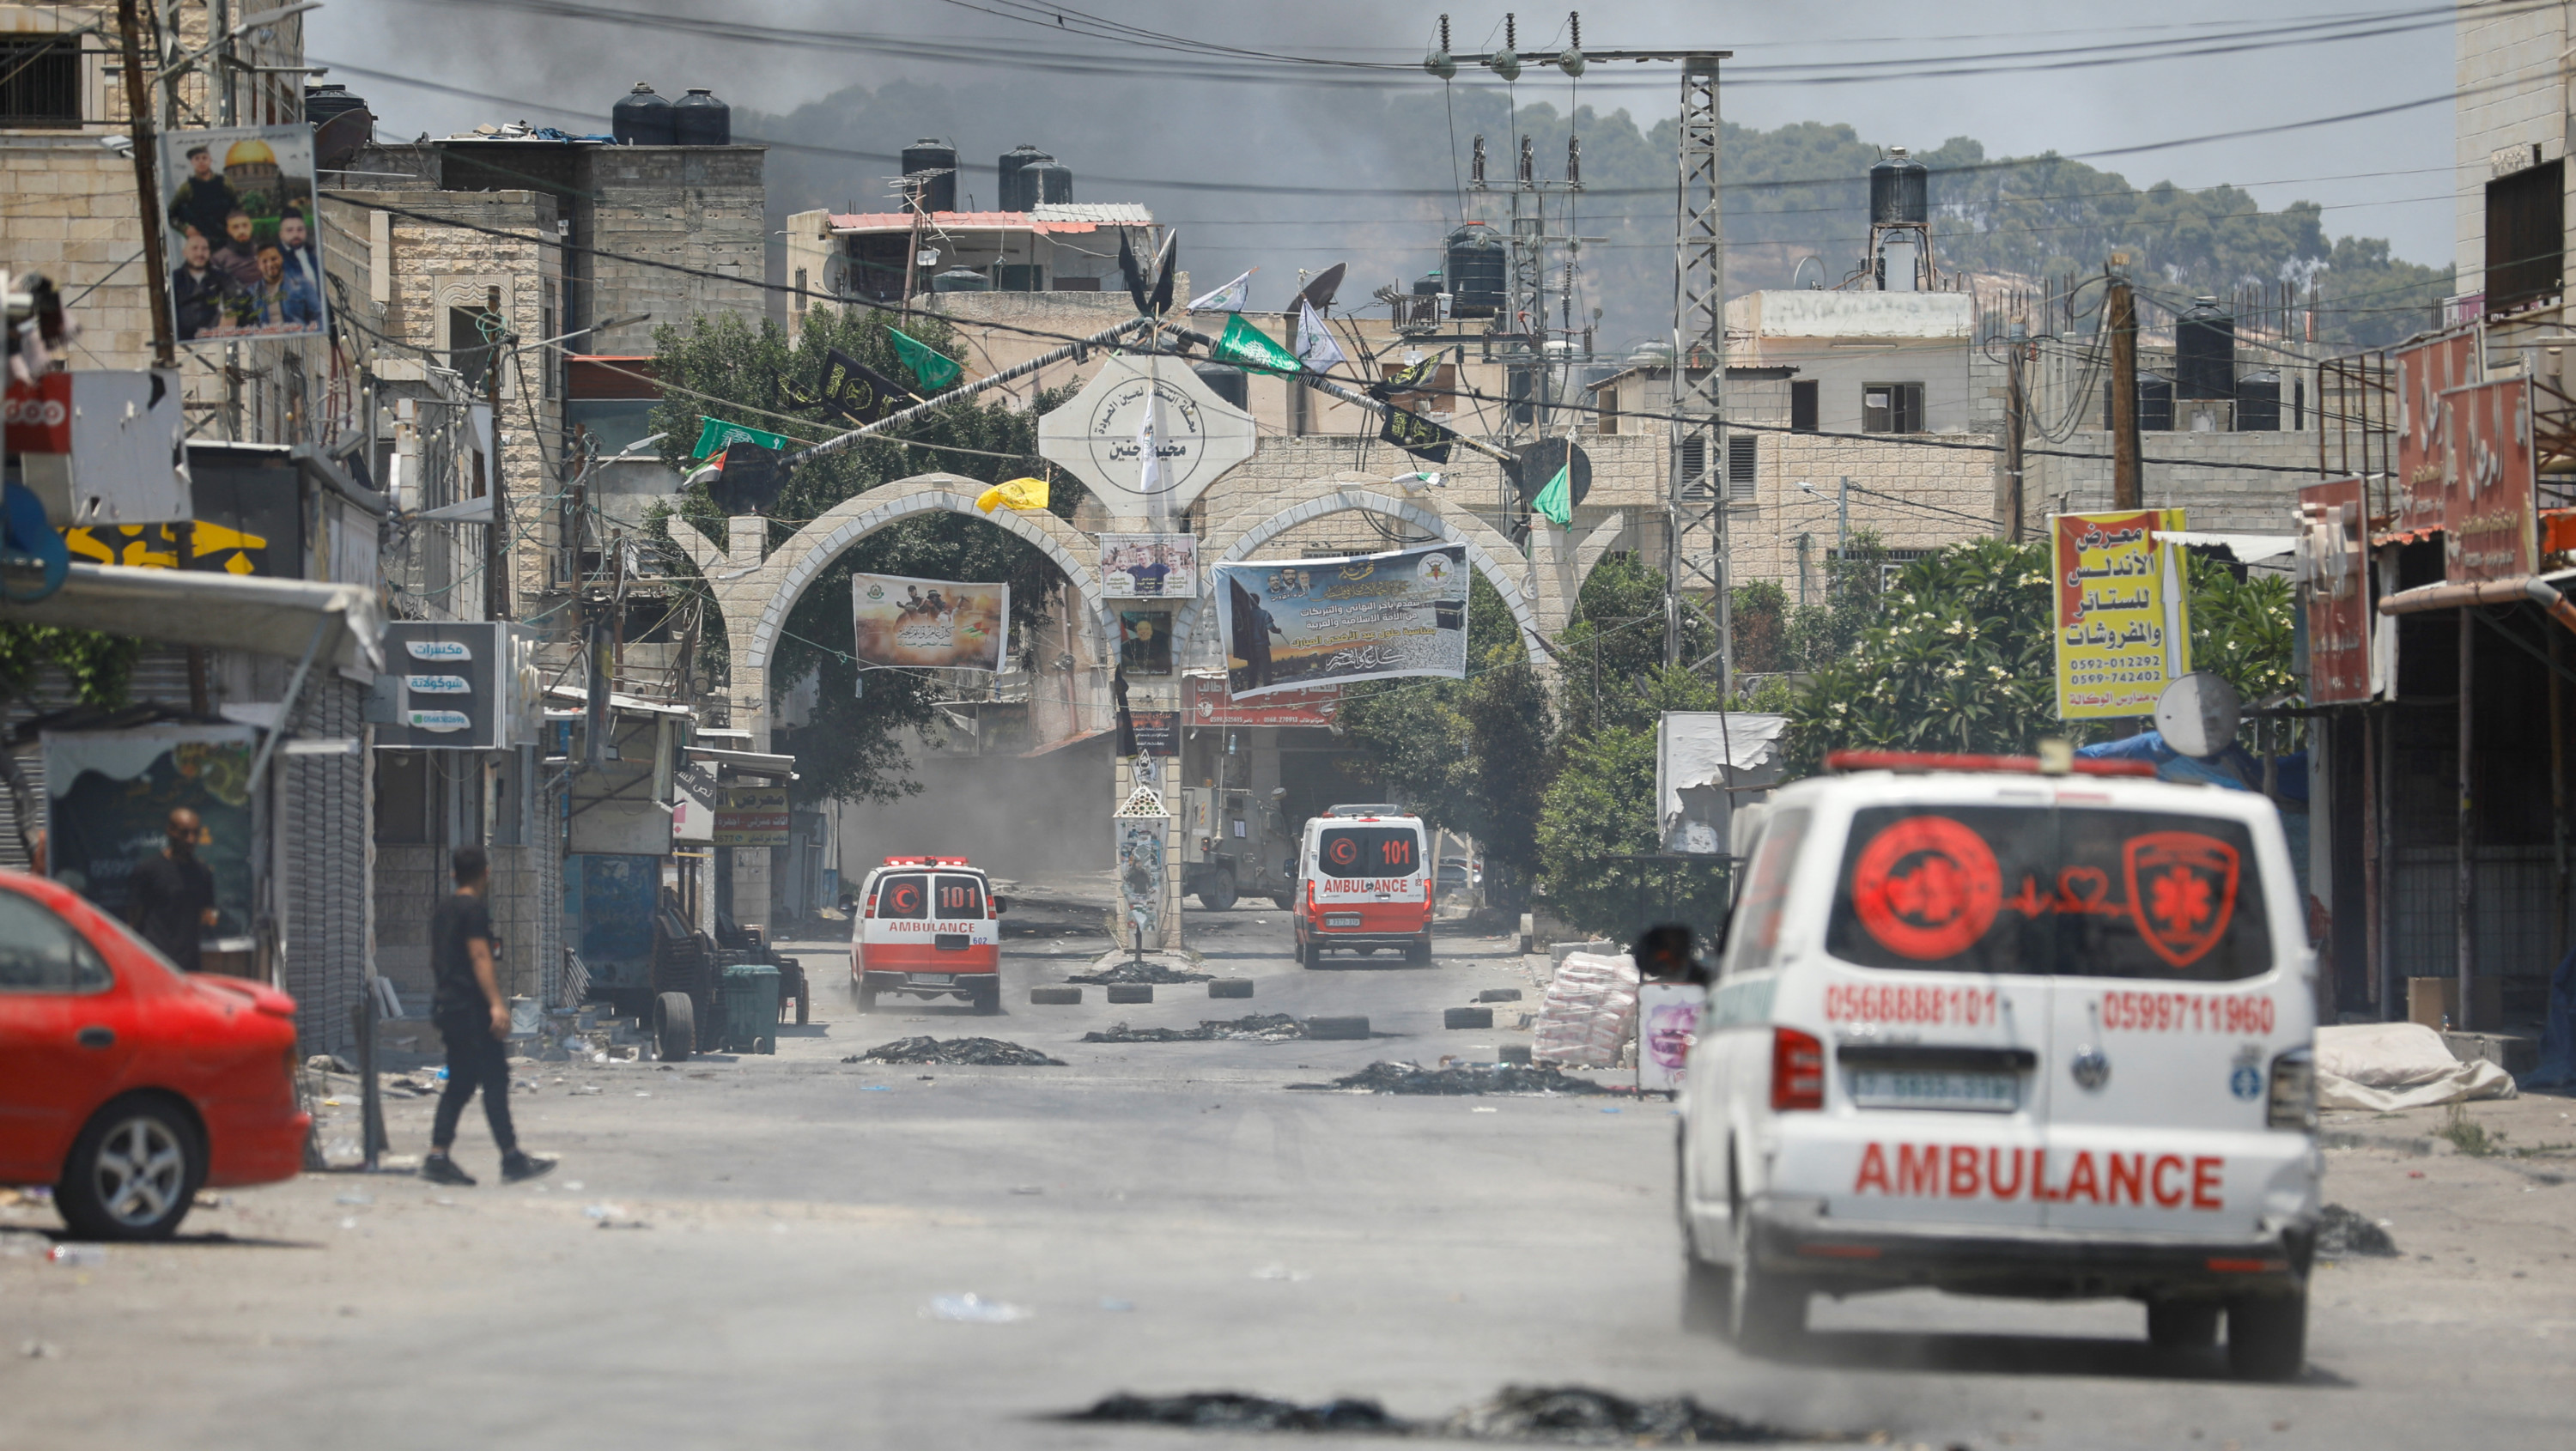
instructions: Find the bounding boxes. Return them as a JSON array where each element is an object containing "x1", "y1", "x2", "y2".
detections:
[
  {"x1": 421, "y1": 1152, "x2": 476, "y2": 1187},
  {"x1": 501, "y1": 1150, "x2": 557, "y2": 1185}
]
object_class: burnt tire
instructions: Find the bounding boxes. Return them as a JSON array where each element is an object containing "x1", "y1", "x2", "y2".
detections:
[
  {"x1": 1208, "y1": 978, "x2": 1254, "y2": 999},
  {"x1": 653, "y1": 992, "x2": 695, "y2": 1063},
  {"x1": 1443, "y1": 1006, "x2": 1494, "y2": 1029},
  {"x1": 1197, "y1": 870, "x2": 1239, "y2": 911},
  {"x1": 57, "y1": 1096, "x2": 201, "y2": 1242},
  {"x1": 2226, "y1": 1290, "x2": 2308, "y2": 1381},
  {"x1": 1029, "y1": 987, "x2": 1082, "y2": 1005},
  {"x1": 2148, "y1": 1300, "x2": 2222, "y2": 1351}
]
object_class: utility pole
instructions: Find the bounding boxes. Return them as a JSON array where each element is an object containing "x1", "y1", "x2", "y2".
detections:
[
  {"x1": 1837, "y1": 476, "x2": 1850, "y2": 566},
  {"x1": 2003, "y1": 320, "x2": 2027, "y2": 541},
  {"x1": 2108, "y1": 260, "x2": 2142, "y2": 511},
  {"x1": 482, "y1": 287, "x2": 513, "y2": 622}
]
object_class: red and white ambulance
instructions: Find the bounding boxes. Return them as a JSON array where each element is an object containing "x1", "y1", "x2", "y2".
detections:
[
  {"x1": 849, "y1": 856, "x2": 1005, "y2": 1014},
  {"x1": 1293, "y1": 805, "x2": 1434, "y2": 967},
  {"x1": 1677, "y1": 751, "x2": 2318, "y2": 1379}
]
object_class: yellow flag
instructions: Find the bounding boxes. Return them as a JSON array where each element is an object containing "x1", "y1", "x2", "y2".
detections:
[{"x1": 975, "y1": 477, "x2": 1050, "y2": 514}]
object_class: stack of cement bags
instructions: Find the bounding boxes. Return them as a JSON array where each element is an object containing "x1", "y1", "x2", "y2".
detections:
[{"x1": 1532, "y1": 951, "x2": 1639, "y2": 1068}]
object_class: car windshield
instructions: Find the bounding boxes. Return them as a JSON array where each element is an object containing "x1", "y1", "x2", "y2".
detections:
[
  {"x1": 1822, "y1": 804, "x2": 2273, "y2": 982},
  {"x1": 1317, "y1": 827, "x2": 1421, "y2": 877}
]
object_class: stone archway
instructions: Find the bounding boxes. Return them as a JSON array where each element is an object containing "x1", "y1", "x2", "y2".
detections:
[{"x1": 665, "y1": 471, "x2": 1106, "y2": 751}]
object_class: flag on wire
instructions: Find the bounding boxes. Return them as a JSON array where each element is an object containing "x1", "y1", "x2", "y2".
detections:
[
  {"x1": 1150, "y1": 234, "x2": 1176, "y2": 316},
  {"x1": 888, "y1": 328, "x2": 961, "y2": 391},
  {"x1": 1134, "y1": 402, "x2": 1163, "y2": 497},
  {"x1": 975, "y1": 477, "x2": 1050, "y2": 515},
  {"x1": 1532, "y1": 460, "x2": 1574, "y2": 527},
  {"x1": 1187, "y1": 268, "x2": 1254, "y2": 313},
  {"x1": 1294, "y1": 301, "x2": 1346, "y2": 374},
  {"x1": 1212, "y1": 313, "x2": 1300, "y2": 375},
  {"x1": 1378, "y1": 406, "x2": 1458, "y2": 465}
]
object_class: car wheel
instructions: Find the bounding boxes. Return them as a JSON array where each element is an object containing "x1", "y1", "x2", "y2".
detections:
[
  {"x1": 856, "y1": 984, "x2": 879, "y2": 1013},
  {"x1": 1270, "y1": 893, "x2": 1295, "y2": 912},
  {"x1": 2148, "y1": 1299, "x2": 2221, "y2": 1351},
  {"x1": 653, "y1": 992, "x2": 695, "y2": 1062},
  {"x1": 1297, "y1": 938, "x2": 1318, "y2": 968},
  {"x1": 2226, "y1": 1289, "x2": 2307, "y2": 1381},
  {"x1": 1406, "y1": 936, "x2": 1432, "y2": 965},
  {"x1": 58, "y1": 1097, "x2": 201, "y2": 1242},
  {"x1": 971, "y1": 984, "x2": 1001, "y2": 1016},
  {"x1": 1198, "y1": 870, "x2": 1238, "y2": 911},
  {"x1": 1728, "y1": 1198, "x2": 1805, "y2": 1354}
]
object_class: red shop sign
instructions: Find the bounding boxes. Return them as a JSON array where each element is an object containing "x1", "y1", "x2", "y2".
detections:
[{"x1": 2299, "y1": 477, "x2": 2370, "y2": 705}]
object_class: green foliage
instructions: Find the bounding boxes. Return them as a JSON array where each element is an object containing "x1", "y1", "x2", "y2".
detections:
[
  {"x1": 1784, "y1": 530, "x2": 1890, "y2": 671},
  {"x1": 2186, "y1": 555, "x2": 2298, "y2": 707},
  {"x1": 1533, "y1": 667, "x2": 1733, "y2": 941},
  {"x1": 1554, "y1": 554, "x2": 1712, "y2": 738},
  {"x1": 1731, "y1": 579, "x2": 1789, "y2": 676},
  {"x1": 644, "y1": 307, "x2": 1070, "y2": 806},
  {"x1": 0, "y1": 626, "x2": 138, "y2": 709}
]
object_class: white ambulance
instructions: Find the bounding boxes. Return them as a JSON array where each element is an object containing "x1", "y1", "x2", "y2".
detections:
[
  {"x1": 848, "y1": 856, "x2": 1005, "y2": 1014},
  {"x1": 1677, "y1": 750, "x2": 2319, "y2": 1380},
  {"x1": 1293, "y1": 805, "x2": 1434, "y2": 967}
]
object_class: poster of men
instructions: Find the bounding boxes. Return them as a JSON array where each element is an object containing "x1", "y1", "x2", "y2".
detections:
[
  {"x1": 850, "y1": 574, "x2": 1011, "y2": 671},
  {"x1": 161, "y1": 125, "x2": 327, "y2": 344},
  {"x1": 1212, "y1": 543, "x2": 1469, "y2": 700},
  {"x1": 1100, "y1": 533, "x2": 1198, "y2": 599}
]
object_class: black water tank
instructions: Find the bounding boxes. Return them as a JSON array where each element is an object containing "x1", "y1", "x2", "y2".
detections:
[
  {"x1": 1027, "y1": 160, "x2": 1072, "y2": 206},
  {"x1": 303, "y1": 83, "x2": 368, "y2": 127},
  {"x1": 931, "y1": 268, "x2": 991, "y2": 293},
  {"x1": 1413, "y1": 272, "x2": 1443, "y2": 297},
  {"x1": 1444, "y1": 223, "x2": 1506, "y2": 317},
  {"x1": 902, "y1": 138, "x2": 959, "y2": 213},
  {"x1": 672, "y1": 88, "x2": 730, "y2": 146},
  {"x1": 2237, "y1": 370, "x2": 2281, "y2": 431},
  {"x1": 2105, "y1": 373, "x2": 2176, "y2": 431},
  {"x1": 2176, "y1": 297, "x2": 2234, "y2": 399},
  {"x1": 998, "y1": 143, "x2": 1049, "y2": 211},
  {"x1": 1193, "y1": 361, "x2": 1249, "y2": 410},
  {"x1": 612, "y1": 82, "x2": 675, "y2": 145},
  {"x1": 1869, "y1": 150, "x2": 1929, "y2": 225}
]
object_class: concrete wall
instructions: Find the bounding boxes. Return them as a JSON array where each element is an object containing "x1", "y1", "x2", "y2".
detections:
[
  {"x1": 581, "y1": 146, "x2": 766, "y2": 356},
  {"x1": 2454, "y1": 0, "x2": 2573, "y2": 302}
]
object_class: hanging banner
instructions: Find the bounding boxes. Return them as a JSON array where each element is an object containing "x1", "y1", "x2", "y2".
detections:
[
  {"x1": 849, "y1": 574, "x2": 1010, "y2": 671},
  {"x1": 2439, "y1": 376, "x2": 2538, "y2": 583},
  {"x1": 2051, "y1": 509, "x2": 2191, "y2": 719},
  {"x1": 691, "y1": 416, "x2": 789, "y2": 458},
  {"x1": 2297, "y1": 478, "x2": 2370, "y2": 706},
  {"x1": 43, "y1": 725, "x2": 257, "y2": 943},
  {"x1": 1212, "y1": 543, "x2": 1469, "y2": 700},
  {"x1": 159, "y1": 125, "x2": 326, "y2": 345},
  {"x1": 1100, "y1": 532, "x2": 1198, "y2": 599},
  {"x1": 1127, "y1": 710, "x2": 1179, "y2": 757},
  {"x1": 2391, "y1": 327, "x2": 2480, "y2": 536},
  {"x1": 1185, "y1": 676, "x2": 1340, "y2": 726}
]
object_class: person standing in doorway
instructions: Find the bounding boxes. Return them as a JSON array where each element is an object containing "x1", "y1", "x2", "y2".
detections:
[
  {"x1": 127, "y1": 808, "x2": 216, "y2": 971},
  {"x1": 422, "y1": 847, "x2": 554, "y2": 1187}
]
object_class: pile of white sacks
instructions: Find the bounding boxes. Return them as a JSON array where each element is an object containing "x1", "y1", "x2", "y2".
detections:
[{"x1": 1531, "y1": 951, "x2": 1640, "y2": 1068}]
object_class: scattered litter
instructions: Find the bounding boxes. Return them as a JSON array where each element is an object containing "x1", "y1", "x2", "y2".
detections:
[
  {"x1": 1249, "y1": 1265, "x2": 1312, "y2": 1282},
  {"x1": 21, "y1": 1339, "x2": 58, "y2": 1359},
  {"x1": 1067, "y1": 961, "x2": 1212, "y2": 986},
  {"x1": 334, "y1": 1192, "x2": 374, "y2": 1206},
  {"x1": 1600, "y1": 1107, "x2": 1622, "y2": 1114},
  {"x1": 431, "y1": 1197, "x2": 458, "y2": 1207},
  {"x1": 46, "y1": 1244, "x2": 105, "y2": 1268},
  {"x1": 563, "y1": 1181, "x2": 585, "y2": 1191},
  {"x1": 1440, "y1": 1384, "x2": 1790, "y2": 1444},
  {"x1": 320, "y1": 1098, "x2": 343, "y2": 1108},
  {"x1": 2317, "y1": 1203, "x2": 2401, "y2": 1259},
  {"x1": 634, "y1": 1091, "x2": 652, "y2": 1098},
  {"x1": 859, "y1": 1084, "x2": 893, "y2": 1092},
  {"x1": 1084, "y1": 1014, "x2": 1306, "y2": 1044},
  {"x1": 338, "y1": 1217, "x2": 359, "y2": 1230},
  {"x1": 1, "y1": 1230, "x2": 49, "y2": 1258},
  {"x1": 572, "y1": 1085, "x2": 603, "y2": 1096},
  {"x1": 595, "y1": 1218, "x2": 652, "y2": 1230},
  {"x1": 1060, "y1": 1393, "x2": 1398, "y2": 1434},
  {"x1": 847, "y1": 1037, "x2": 1067, "y2": 1066},
  {"x1": 20, "y1": 1187, "x2": 50, "y2": 1204},
  {"x1": 582, "y1": 1204, "x2": 623, "y2": 1219},
  {"x1": 1100, "y1": 1297, "x2": 1136, "y2": 1312},
  {"x1": 193, "y1": 1191, "x2": 228, "y2": 1209},
  {"x1": 925, "y1": 1293, "x2": 1033, "y2": 1323},
  {"x1": 517, "y1": 1079, "x2": 538, "y2": 1090},
  {"x1": 1471, "y1": 1107, "x2": 1499, "y2": 1114},
  {"x1": 1011, "y1": 1186, "x2": 1046, "y2": 1195},
  {"x1": 1287, "y1": 1061, "x2": 1612, "y2": 1096}
]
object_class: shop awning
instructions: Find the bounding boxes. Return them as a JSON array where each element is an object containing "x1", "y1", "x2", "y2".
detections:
[
  {"x1": 684, "y1": 745, "x2": 795, "y2": 776},
  {"x1": 0, "y1": 563, "x2": 383, "y2": 674},
  {"x1": 2378, "y1": 572, "x2": 2576, "y2": 635},
  {"x1": 2154, "y1": 531, "x2": 2295, "y2": 563}
]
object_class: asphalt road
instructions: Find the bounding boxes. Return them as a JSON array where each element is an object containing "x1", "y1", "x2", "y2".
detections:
[{"x1": 3, "y1": 908, "x2": 2570, "y2": 1450}]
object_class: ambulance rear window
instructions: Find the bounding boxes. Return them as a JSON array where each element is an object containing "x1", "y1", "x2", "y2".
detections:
[
  {"x1": 875, "y1": 874, "x2": 929, "y2": 920},
  {"x1": 1824, "y1": 805, "x2": 2273, "y2": 982},
  {"x1": 1317, "y1": 827, "x2": 1420, "y2": 877},
  {"x1": 933, "y1": 874, "x2": 985, "y2": 919}
]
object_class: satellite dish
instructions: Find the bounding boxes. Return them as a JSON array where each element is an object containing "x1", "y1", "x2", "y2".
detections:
[
  {"x1": 2154, "y1": 671, "x2": 2241, "y2": 759},
  {"x1": 1297, "y1": 263, "x2": 1347, "y2": 314}
]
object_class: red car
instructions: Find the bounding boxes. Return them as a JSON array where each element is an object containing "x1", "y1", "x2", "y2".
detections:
[{"x1": 0, "y1": 870, "x2": 308, "y2": 1240}]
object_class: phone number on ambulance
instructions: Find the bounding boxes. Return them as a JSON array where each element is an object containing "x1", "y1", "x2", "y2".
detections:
[
  {"x1": 1823, "y1": 985, "x2": 1998, "y2": 1026},
  {"x1": 2099, "y1": 991, "x2": 2275, "y2": 1035}
]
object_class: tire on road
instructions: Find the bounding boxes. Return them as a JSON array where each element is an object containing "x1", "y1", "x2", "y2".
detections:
[
  {"x1": 2226, "y1": 1290, "x2": 2308, "y2": 1381},
  {"x1": 1029, "y1": 987, "x2": 1082, "y2": 1005},
  {"x1": 1208, "y1": 978, "x2": 1254, "y2": 999},
  {"x1": 1197, "y1": 869, "x2": 1238, "y2": 911},
  {"x1": 2147, "y1": 1299, "x2": 2221, "y2": 1351},
  {"x1": 653, "y1": 992, "x2": 696, "y2": 1062},
  {"x1": 1443, "y1": 1006, "x2": 1494, "y2": 1029},
  {"x1": 1478, "y1": 987, "x2": 1523, "y2": 1002},
  {"x1": 1105, "y1": 984, "x2": 1154, "y2": 1004},
  {"x1": 57, "y1": 1095, "x2": 203, "y2": 1242},
  {"x1": 1305, "y1": 1016, "x2": 1370, "y2": 1040}
]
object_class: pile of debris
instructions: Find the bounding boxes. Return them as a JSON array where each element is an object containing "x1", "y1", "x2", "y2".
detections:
[
  {"x1": 2317, "y1": 1202, "x2": 2401, "y2": 1259},
  {"x1": 1288, "y1": 1061, "x2": 1612, "y2": 1096},
  {"x1": 1067, "y1": 960, "x2": 1212, "y2": 986},
  {"x1": 1061, "y1": 1393, "x2": 1400, "y2": 1434},
  {"x1": 844, "y1": 1037, "x2": 1066, "y2": 1067},
  {"x1": 1058, "y1": 1385, "x2": 1799, "y2": 1443},
  {"x1": 1084, "y1": 1014, "x2": 1306, "y2": 1044}
]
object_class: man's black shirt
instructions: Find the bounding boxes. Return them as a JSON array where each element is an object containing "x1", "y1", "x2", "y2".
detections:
[
  {"x1": 128, "y1": 853, "x2": 213, "y2": 969},
  {"x1": 429, "y1": 891, "x2": 495, "y2": 1025}
]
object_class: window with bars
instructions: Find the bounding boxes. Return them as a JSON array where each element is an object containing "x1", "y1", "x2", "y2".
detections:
[
  {"x1": 1727, "y1": 434, "x2": 1757, "y2": 501},
  {"x1": 1862, "y1": 382, "x2": 1924, "y2": 434},
  {"x1": 0, "y1": 39, "x2": 81, "y2": 128}
]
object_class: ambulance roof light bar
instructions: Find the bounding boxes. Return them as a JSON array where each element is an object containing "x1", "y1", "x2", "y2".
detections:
[
  {"x1": 881, "y1": 855, "x2": 975, "y2": 865},
  {"x1": 1823, "y1": 750, "x2": 2157, "y2": 779}
]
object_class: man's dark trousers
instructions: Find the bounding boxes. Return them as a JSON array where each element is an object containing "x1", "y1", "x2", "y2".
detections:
[{"x1": 432, "y1": 1017, "x2": 517, "y2": 1155}]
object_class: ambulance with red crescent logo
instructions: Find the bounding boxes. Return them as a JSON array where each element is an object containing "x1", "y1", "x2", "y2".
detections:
[
  {"x1": 1677, "y1": 751, "x2": 2318, "y2": 1379},
  {"x1": 849, "y1": 856, "x2": 1006, "y2": 1014},
  {"x1": 1293, "y1": 805, "x2": 1434, "y2": 967}
]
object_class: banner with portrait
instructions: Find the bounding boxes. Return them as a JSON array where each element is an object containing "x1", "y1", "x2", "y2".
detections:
[
  {"x1": 1100, "y1": 532, "x2": 1197, "y2": 599},
  {"x1": 850, "y1": 574, "x2": 1010, "y2": 671},
  {"x1": 1212, "y1": 543, "x2": 1468, "y2": 700},
  {"x1": 160, "y1": 125, "x2": 326, "y2": 345}
]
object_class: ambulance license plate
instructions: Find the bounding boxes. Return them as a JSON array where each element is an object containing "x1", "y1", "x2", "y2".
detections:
[
  {"x1": 1324, "y1": 913, "x2": 1362, "y2": 928},
  {"x1": 911, "y1": 974, "x2": 955, "y2": 986},
  {"x1": 934, "y1": 933, "x2": 972, "y2": 950},
  {"x1": 1847, "y1": 1069, "x2": 2018, "y2": 1112}
]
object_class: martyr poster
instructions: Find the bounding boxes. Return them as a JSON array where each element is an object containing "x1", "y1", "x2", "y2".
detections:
[
  {"x1": 160, "y1": 125, "x2": 326, "y2": 346},
  {"x1": 1212, "y1": 543, "x2": 1468, "y2": 700},
  {"x1": 849, "y1": 574, "x2": 1010, "y2": 671}
]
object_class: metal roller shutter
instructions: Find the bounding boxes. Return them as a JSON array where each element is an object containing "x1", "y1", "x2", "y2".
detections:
[{"x1": 282, "y1": 674, "x2": 370, "y2": 1055}]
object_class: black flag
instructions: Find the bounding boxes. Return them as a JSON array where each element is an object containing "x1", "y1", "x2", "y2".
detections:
[
  {"x1": 811, "y1": 349, "x2": 916, "y2": 423},
  {"x1": 1112, "y1": 665, "x2": 1138, "y2": 757},
  {"x1": 1379, "y1": 406, "x2": 1458, "y2": 465},
  {"x1": 1118, "y1": 230, "x2": 1151, "y2": 317},
  {"x1": 1150, "y1": 234, "x2": 1177, "y2": 316},
  {"x1": 1370, "y1": 349, "x2": 1446, "y2": 403}
]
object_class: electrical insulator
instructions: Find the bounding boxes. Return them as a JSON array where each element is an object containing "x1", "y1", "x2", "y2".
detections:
[
  {"x1": 1471, "y1": 134, "x2": 1486, "y2": 188},
  {"x1": 1425, "y1": 14, "x2": 1456, "y2": 79},
  {"x1": 1565, "y1": 134, "x2": 1582, "y2": 187},
  {"x1": 1491, "y1": 15, "x2": 1520, "y2": 82},
  {"x1": 1518, "y1": 135, "x2": 1534, "y2": 186}
]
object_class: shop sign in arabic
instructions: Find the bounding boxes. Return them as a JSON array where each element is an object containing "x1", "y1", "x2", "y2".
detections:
[{"x1": 2051, "y1": 508, "x2": 2190, "y2": 720}]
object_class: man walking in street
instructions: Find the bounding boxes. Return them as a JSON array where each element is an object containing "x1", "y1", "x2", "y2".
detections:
[
  {"x1": 422, "y1": 847, "x2": 553, "y2": 1187},
  {"x1": 127, "y1": 808, "x2": 216, "y2": 972}
]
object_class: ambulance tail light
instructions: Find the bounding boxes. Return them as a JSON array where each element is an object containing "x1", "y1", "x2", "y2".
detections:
[
  {"x1": 2266, "y1": 1047, "x2": 2316, "y2": 1132},
  {"x1": 1771, "y1": 1028, "x2": 1826, "y2": 1112}
]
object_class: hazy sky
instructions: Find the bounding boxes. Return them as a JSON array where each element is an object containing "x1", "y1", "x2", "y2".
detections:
[{"x1": 309, "y1": 0, "x2": 2462, "y2": 269}]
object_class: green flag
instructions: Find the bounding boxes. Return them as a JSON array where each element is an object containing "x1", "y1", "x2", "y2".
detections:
[
  {"x1": 1532, "y1": 462, "x2": 1573, "y2": 526},
  {"x1": 889, "y1": 328, "x2": 962, "y2": 391},
  {"x1": 692, "y1": 415, "x2": 789, "y2": 459},
  {"x1": 1211, "y1": 313, "x2": 1301, "y2": 375}
]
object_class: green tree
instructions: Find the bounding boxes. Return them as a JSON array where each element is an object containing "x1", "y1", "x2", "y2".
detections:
[
  {"x1": 1784, "y1": 530, "x2": 1890, "y2": 671},
  {"x1": 1731, "y1": 578, "x2": 1789, "y2": 675},
  {"x1": 1553, "y1": 553, "x2": 1712, "y2": 738},
  {"x1": 1532, "y1": 667, "x2": 1732, "y2": 940},
  {"x1": 2186, "y1": 554, "x2": 2298, "y2": 707},
  {"x1": 644, "y1": 307, "x2": 1072, "y2": 805},
  {"x1": 0, "y1": 626, "x2": 138, "y2": 708}
]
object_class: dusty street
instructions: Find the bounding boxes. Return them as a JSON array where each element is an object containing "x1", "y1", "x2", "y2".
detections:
[{"x1": 3, "y1": 911, "x2": 2569, "y2": 1450}]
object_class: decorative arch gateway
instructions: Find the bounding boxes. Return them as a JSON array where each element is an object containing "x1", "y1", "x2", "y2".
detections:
[
  {"x1": 1173, "y1": 481, "x2": 1631, "y2": 694},
  {"x1": 664, "y1": 471, "x2": 1108, "y2": 750}
]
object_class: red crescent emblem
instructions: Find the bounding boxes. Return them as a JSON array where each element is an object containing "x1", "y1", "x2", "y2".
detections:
[{"x1": 1850, "y1": 816, "x2": 2002, "y2": 960}]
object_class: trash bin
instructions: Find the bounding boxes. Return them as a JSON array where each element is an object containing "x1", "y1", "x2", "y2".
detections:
[{"x1": 717, "y1": 962, "x2": 781, "y2": 1054}]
